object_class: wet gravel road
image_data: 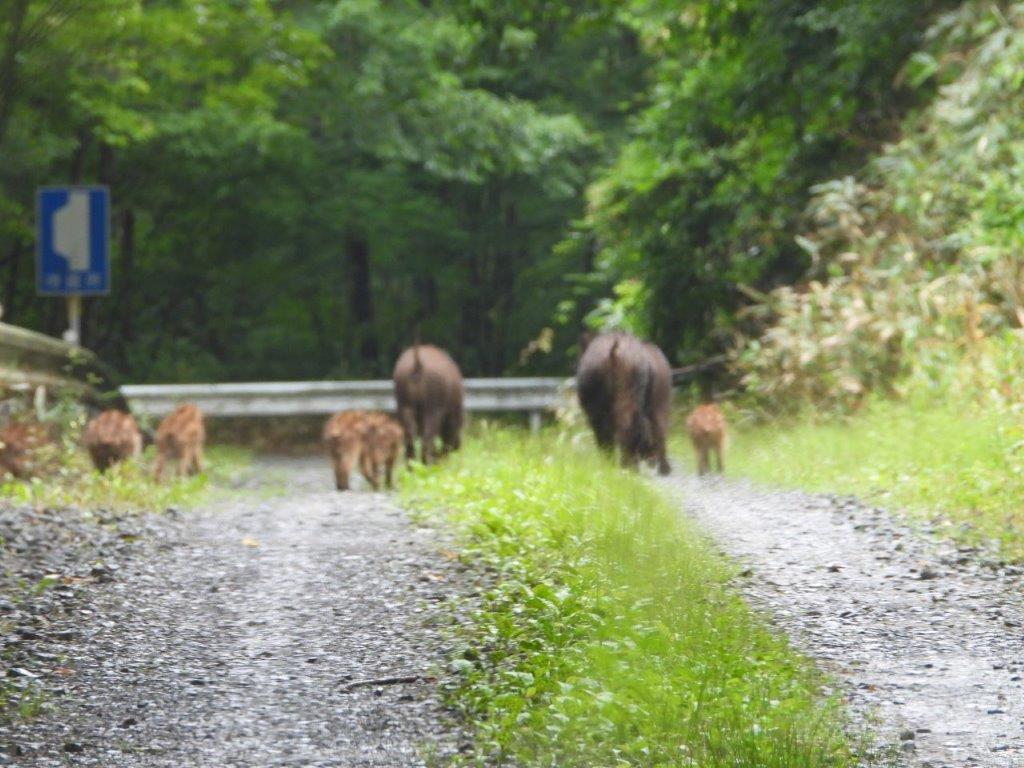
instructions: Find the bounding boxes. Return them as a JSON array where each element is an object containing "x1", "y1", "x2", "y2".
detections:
[
  {"x1": 665, "y1": 475, "x2": 1024, "y2": 768},
  {"x1": 2, "y1": 459, "x2": 464, "y2": 767}
]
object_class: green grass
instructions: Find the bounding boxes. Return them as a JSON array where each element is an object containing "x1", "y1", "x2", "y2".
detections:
[
  {"x1": 0, "y1": 445, "x2": 253, "y2": 512},
  {"x1": 728, "y1": 398, "x2": 1024, "y2": 560},
  {"x1": 404, "y1": 428, "x2": 856, "y2": 767}
]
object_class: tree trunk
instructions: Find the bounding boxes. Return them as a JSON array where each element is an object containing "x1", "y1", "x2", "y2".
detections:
[
  {"x1": 69, "y1": 129, "x2": 90, "y2": 182},
  {"x1": 82, "y1": 143, "x2": 116, "y2": 349},
  {"x1": 96, "y1": 208, "x2": 135, "y2": 364},
  {"x1": 98, "y1": 141, "x2": 114, "y2": 183},
  {"x1": 3, "y1": 239, "x2": 22, "y2": 322},
  {"x1": 346, "y1": 232, "x2": 378, "y2": 369},
  {"x1": 0, "y1": 0, "x2": 30, "y2": 150}
]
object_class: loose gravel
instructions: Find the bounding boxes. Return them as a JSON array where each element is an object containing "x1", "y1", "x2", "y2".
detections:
[
  {"x1": 9, "y1": 453, "x2": 1024, "y2": 767},
  {"x1": 664, "y1": 474, "x2": 1024, "y2": 768},
  {"x1": 1, "y1": 458, "x2": 467, "y2": 767}
]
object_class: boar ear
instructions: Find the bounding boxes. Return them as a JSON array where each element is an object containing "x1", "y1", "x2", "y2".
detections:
[{"x1": 609, "y1": 337, "x2": 620, "y2": 365}]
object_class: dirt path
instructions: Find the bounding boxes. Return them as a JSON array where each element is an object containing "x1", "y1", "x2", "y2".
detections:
[
  {"x1": 663, "y1": 475, "x2": 1024, "y2": 768},
  {"x1": 2, "y1": 458, "x2": 465, "y2": 767}
]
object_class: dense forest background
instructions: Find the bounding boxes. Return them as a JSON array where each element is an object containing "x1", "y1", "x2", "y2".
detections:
[{"x1": 0, "y1": 0, "x2": 985, "y2": 384}]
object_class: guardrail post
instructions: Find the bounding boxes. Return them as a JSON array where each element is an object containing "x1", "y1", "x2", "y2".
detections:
[{"x1": 528, "y1": 410, "x2": 542, "y2": 434}]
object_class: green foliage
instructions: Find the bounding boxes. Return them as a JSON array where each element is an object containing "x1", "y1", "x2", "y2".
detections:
[
  {"x1": 573, "y1": 0, "x2": 948, "y2": 362},
  {"x1": 0, "y1": 0, "x2": 647, "y2": 380},
  {"x1": 737, "y1": 2, "x2": 1024, "y2": 413},
  {"x1": 405, "y1": 428, "x2": 855, "y2": 767},
  {"x1": 2, "y1": 443, "x2": 251, "y2": 512}
]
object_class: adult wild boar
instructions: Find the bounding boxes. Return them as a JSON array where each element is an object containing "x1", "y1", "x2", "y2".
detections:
[
  {"x1": 84, "y1": 410, "x2": 142, "y2": 472},
  {"x1": 576, "y1": 332, "x2": 672, "y2": 474},
  {"x1": 392, "y1": 344, "x2": 463, "y2": 464},
  {"x1": 153, "y1": 403, "x2": 206, "y2": 481}
]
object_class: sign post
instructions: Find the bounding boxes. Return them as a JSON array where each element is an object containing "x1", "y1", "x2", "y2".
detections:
[{"x1": 36, "y1": 186, "x2": 110, "y2": 345}]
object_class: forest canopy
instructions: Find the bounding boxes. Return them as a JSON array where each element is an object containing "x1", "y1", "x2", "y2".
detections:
[{"x1": 0, "y1": 1, "x2": 952, "y2": 382}]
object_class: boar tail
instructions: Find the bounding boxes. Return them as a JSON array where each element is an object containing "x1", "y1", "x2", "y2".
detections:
[{"x1": 412, "y1": 324, "x2": 423, "y2": 372}]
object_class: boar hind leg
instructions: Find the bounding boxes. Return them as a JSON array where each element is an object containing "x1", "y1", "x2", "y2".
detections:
[
  {"x1": 590, "y1": 418, "x2": 615, "y2": 455},
  {"x1": 695, "y1": 444, "x2": 710, "y2": 476},
  {"x1": 331, "y1": 448, "x2": 353, "y2": 491},
  {"x1": 152, "y1": 452, "x2": 166, "y2": 482},
  {"x1": 649, "y1": 420, "x2": 671, "y2": 476},
  {"x1": 420, "y1": 411, "x2": 444, "y2": 465},
  {"x1": 333, "y1": 462, "x2": 350, "y2": 491},
  {"x1": 440, "y1": 411, "x2": 461, "y2": 456},
  {"x1": 398, "y1": 407, "x2": 417, "y2": 464},
  {"x1": 713, "y1": 443, "x2": 724, "y2": 474},
  {"x1": 384, "y1": 455, "x2": 396, "y2": 489},
  {"x1": 360, "y1": 452, "x2": 380, "y2": 491},
  {"x1": 655, "y1": 443, "x2": 671, "y2": 476},
  {"x1": 177, "y1": 449, "x2": 191, "y2": 478},
  {"x1": 190, "y1": 446, "x2": 204, "y2": 476}
]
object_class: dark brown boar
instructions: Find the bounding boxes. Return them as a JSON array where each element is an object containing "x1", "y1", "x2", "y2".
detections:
[
  {"x1": 686, "y1": 403, "x2": 726, "y2": 475},
  {"x1": 83, "y1": 410, "x2": 142, "y2": 472},
  {"x1": 323, "y1": 410, "x2": 368, "y2": 491},
  {"x1": 576, "y1": 332, "x2": 672, "y2": 474},
  {"x1": 153, "y1": 404, "x2": 206, "y2": 481},
  {"x1": 392, "y1": 344, "x2": 463, "y2": 465},
  {"x1": 359, "y1": 412, "x2": 403, "y2": 491}
]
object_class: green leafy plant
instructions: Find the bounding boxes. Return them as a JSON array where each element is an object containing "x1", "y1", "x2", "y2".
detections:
[
  {"x1": 405, "y1": 427, "x2": 856, "y2": 767},
  {"x1": 736, "y1": 2, "x2": 1024, "y2": 414}
]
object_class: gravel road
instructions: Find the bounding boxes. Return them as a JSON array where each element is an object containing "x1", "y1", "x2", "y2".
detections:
[
  {"x1": 664, "y1": 475, "x2": 1024, "y2": 768},
  {"x1": 2, "y1": 458, "x2": 466, "y2": 767}
]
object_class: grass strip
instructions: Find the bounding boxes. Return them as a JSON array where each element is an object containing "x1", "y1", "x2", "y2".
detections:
[
  {"x1": 1, "y1": 445, "x2": 252, "y2": 512},
  {"x1": 405, "y1": 428, "x2": 854, "y2": 767},
  {"x1": 729, "y1": 398, "x2": 1024, "y2": 560}
]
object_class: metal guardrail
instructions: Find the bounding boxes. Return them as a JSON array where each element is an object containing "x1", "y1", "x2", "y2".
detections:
[
  {"x1": 0, "y1": 321, "x2": 714, "y2": 424},
  {"x1": 0, "y1": 322, "x2": 125, "y2": 409},
  {"x1": 122, "y1": 378, "x2": 571, "y2": 429}
]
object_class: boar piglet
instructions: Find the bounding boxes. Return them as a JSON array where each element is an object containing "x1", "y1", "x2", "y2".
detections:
[
  {"x1": 686, "y1": 403, "x2": 726, "y2": 475},
  {"x1": 359, "y1": 412, "x2": 404, "y2": 490},
  {"x1": 323, "y1": 410, "x2": 368, "y2": 491},
  {"x1": 84, "y1": 410, "x2": 142, "y2": 472},
  {"x1": 0, "y1": 421, "x2": 53, "y2": 478},
  {"x1": 153, "y1": 403, "x2": 206, "y2": 481}
]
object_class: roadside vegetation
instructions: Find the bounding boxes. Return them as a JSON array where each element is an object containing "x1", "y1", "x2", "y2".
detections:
[
  {"x1": 0, "y1": 399, "x2": 251, "y2": 512},
  {"x1": 1, "y1": 443, "x2": 252, "y2": 512},
  {"x1": 727, "y1": 387, "x2": 1024, "y2": 561},
  {"x1": 713, "y1": 2, "x2": 1024, "y2": 559},
  {"x1": 406, "y1": 428, "x2": 855, "y2": 767}
]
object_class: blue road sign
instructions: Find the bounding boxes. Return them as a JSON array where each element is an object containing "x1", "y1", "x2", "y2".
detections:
[{"x1": 36, "y1": 186, "x2": 110, "y2": 296}]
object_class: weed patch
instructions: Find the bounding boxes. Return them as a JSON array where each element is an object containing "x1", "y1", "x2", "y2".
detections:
[
  {"x1": 1, "y1": 445, "x2": 252, "y2": 513},
  {"x1": 729, "y1": 399, "x2": 1024, "y2": 560},
  {"x1": 405, "y1": 428, "x2": 855, "y2": 767}
]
